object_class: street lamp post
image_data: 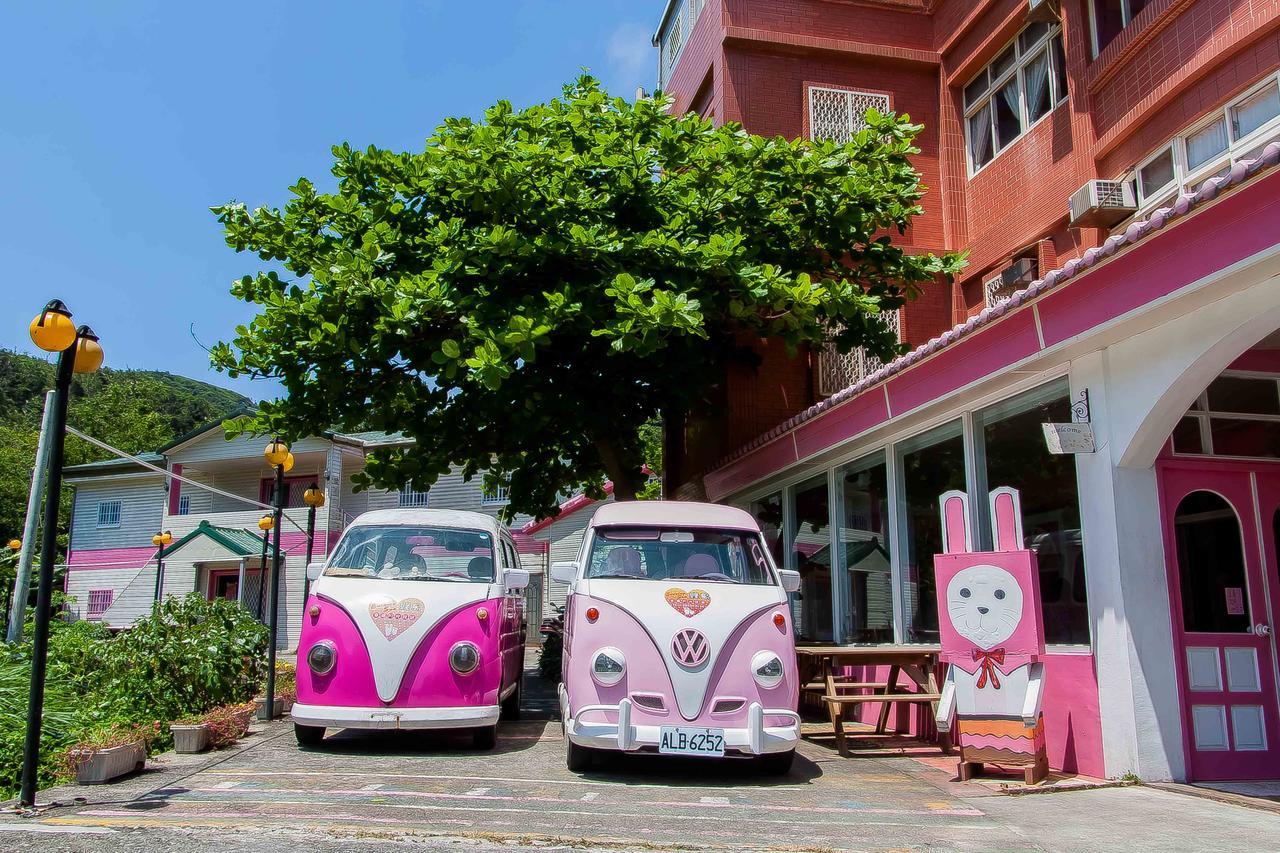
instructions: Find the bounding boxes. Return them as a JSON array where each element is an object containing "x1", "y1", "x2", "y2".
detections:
[
  {"x1": 21, "y1": 301, "x2": 103, "y2": 808},
  {"x1": 151, "y1": 530, "x2": 173, "y2": 602},
  {"x1": 260, "y1": 440, "x2": 291, "y2": 721},
  {"x1": 256, "y1": 514, "x2": 273, "y2": 621},
  {"x1": 302, "y1": 482, "x2": 325, "y2": 603}
]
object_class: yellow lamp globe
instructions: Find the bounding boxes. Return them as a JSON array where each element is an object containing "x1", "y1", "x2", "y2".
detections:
[
  {"x1": 160, "y1": 531, "x2": 173, "y2": 546},
  {"x1": 29, "y1": 301, "x2": 77, "y2": 353},
  {"x1": 72, "y1": 327, "x2": 104, "y2": 374},
  {"x1": 6, "y1": 539, "x2": 20, "y2": 551},
  {"x1": 303, "y1": 484, "x2": 326, "y2": 508},
  {"x1": 151, "y1": 533, "x2": 164, "y2": 547},
  {"x1": 281, "y1": 452, "x2": 295, "y2": 473},
  {"x1": 263, "y1": 439, "x2": 290, "y2": 467},
  {"x1": 258, "y1": 515, "x2": 274, "y2": 531}
]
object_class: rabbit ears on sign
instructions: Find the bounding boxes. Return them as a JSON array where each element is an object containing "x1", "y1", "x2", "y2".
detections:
[{"x1": 938, "y1": 487, "x2": 1025, "y2": 554}]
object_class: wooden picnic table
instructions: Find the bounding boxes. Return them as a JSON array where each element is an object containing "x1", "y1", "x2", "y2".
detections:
[{"x1": 795, "y1": 645, "x2": 949, "y2": 757}]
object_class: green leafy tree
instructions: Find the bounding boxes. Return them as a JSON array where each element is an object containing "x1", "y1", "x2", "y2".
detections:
[{"x1": 212, "y1": 76, "x2": 962, "y2": 518}]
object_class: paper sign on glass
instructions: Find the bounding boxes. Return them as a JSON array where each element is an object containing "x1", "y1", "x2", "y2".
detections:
[{"x1": 1225, "y1": 587, "x2": 1245, "y2": 616}]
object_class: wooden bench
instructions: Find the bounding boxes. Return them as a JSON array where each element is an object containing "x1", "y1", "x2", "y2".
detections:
[{"x1": 796, "y1": 646, "x2": 950, "y2": 758}]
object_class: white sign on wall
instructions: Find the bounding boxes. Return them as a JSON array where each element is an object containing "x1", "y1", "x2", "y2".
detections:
[{"x1": 1042, "y1": 422, "x2": 1095, "y2": 454}]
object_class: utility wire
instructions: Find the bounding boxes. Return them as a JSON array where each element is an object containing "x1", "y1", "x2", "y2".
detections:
[{"x1": 64, "y1": 425, "x2": 309, "y2": 534}]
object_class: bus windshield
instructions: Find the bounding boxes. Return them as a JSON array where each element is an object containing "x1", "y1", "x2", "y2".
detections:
[
  {"x1": 585, "y1": 527, "x2": 775, "y2": 585},
  {"x1": 324, "y1": 525, "x2": 495, "y2": 583}
]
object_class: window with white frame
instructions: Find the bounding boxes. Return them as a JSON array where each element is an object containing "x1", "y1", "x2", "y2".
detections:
[
  {"x1": 95, "y1": 500, "x2": 121, "y2": 528},
  {"x1": 808, "y1": 87, "x2": 891, "y2": 143},
  {"x1": 398, "y1": 482, "x2": 430, "y2": 508},
  {"x1": 964, "y1": 21, "x2": 1068, "y2": 174},
  {"x1": 1088, "y1": 0, "x2": 1149, "y2": 57},
  {"x1": 657, "y1": 0, "x2": 705, "y2": 89},
  {"x1": 1172, "y1": 372, "x2": 1280, "y2": 459},
  {"x1": 177, "y1": 494, "x2": 190, "y2": 515},
  {"x1": 1131, "y1": 74, "x2": 1280, "y2": 211},
  {"x1": 482, "y1": 481, "x2": 510, "y2": 506},
  {"x1": 87, "y1": 589, "x2": 114, "y2": 618}
]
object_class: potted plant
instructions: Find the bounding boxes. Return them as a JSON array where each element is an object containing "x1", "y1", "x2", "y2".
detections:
[
  {"x1": 64, "y1": 723, "x2": 154, "y2": 785},
  {"x1": 170, "y1": 702, "x2": 257, "y2": 753},
  {"x1": 255, "y1": 661, "x2": 297, "y2": 718},
  {"x1": 168, "y1": 718, "x2": 211, "y2": 754}
]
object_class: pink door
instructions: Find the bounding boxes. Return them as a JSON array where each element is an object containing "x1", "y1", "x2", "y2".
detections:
[{"x1": 1160, "y1": 464, "x2": 1280, "y2": 780}]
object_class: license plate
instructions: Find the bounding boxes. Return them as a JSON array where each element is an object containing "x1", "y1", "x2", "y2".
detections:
[{"x1": 659, "y1": 726, "x2": 725, "y2": 757}]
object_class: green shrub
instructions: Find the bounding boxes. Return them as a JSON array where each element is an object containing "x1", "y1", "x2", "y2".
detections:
[
  {"x1": 0, "y1": 656, "x2": 83, "y2": 798},
  {"x1": 97, "y1": 593, "x2": 269, "y2": 727}
]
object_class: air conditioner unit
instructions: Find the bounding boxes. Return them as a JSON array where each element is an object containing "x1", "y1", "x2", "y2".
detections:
[
  {"x1": 1068, "y1": 179, "x2": 1137, "y2": 228},
  {"x1": 1028, "y1": 0, "x2": 1060, "y2": 23}
]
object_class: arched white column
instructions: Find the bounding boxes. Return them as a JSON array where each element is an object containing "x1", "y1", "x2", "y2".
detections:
[
  {"x1": 1070, "y1": 271, "x2": 1280, "y2": 781},
  {"x1": 1110, "y1": 274, "x2": 1280, "y2": 470}
]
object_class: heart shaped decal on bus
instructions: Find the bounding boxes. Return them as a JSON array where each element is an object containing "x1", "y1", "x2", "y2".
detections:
[
  {"x1": 664, "y1": 588, "x2": 711, "y2": 618},
  {"x1": 368, "y1": 596, "x2": 425, "y2": 640}
]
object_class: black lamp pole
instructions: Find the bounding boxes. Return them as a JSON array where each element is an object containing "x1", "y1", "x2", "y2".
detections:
[
  {"x1": 256, "y1": 527, "x2": 269, "y2": 621},
  {"x1": 302, "y1": 482, "x2": 319, "y2": 603},
  {"x1": 152, "y1": 538, "x2": 165, "y2": 601},
  {"x1": 261, "y1": 463, "x2": 285, "y2": 720},
  {"x1": 19, "y1": 336, "x2": 76, "y2": 807}
]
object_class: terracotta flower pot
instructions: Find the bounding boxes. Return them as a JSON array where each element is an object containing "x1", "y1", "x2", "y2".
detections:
[
  {"x1": 170, "y1": 723, "x2": 212, "y2": 754},
  {"x1": 73, "y1": 741, "x2": 146, "y2": 784}
]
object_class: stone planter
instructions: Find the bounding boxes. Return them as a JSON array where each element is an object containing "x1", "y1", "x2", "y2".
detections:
[
  {"x1": 73, "y1": 741, "x2": 146, "y2": 784},
  {"x1": 170, "y1": 723, "x2": 212, "y2": 754},
  {"x1": 254, "y1": 695, "x2": 285, "y2": 719}
]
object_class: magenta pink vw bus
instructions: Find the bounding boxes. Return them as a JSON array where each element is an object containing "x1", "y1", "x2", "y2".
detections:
[
  {"x1": 553, "y1": 502, "x2": 802, "y2": 773},
  {"x1": 292, "y1": 509, "x2": 528, "y2": 748}
]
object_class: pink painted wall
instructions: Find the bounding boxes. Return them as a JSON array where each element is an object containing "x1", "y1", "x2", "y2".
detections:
[
  {"x1": 831, "y1": 652, "x2": 1104, "y2": 777},
  {"x1": 65, "y1": 546, "x2": 155, "y2": 571}
]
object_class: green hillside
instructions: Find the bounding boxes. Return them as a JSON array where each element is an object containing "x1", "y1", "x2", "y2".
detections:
[{"x1": 0, "y1": 347, "x2": 254, "y2": 544}]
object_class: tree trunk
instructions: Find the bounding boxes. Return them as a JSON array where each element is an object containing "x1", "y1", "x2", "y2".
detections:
[{"x1": 595, "y1": 438, "x2": 638, "y2": 501}]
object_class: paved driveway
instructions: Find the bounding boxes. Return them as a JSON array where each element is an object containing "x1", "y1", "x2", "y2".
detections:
[{"x1": 5, "y1": 664, "x2": 1280, "y2": 852}]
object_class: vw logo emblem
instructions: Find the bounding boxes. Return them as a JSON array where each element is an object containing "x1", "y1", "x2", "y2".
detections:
[{"x1": 672, "y1": 628, "x2": 709, "y2": 668}]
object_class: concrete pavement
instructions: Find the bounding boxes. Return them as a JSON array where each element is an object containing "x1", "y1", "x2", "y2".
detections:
[{"x1": 3, "y1": 662, "x2": 1279, "y2": 851}]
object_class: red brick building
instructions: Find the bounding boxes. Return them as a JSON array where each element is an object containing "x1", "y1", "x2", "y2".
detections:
[
  {"x1": 653, "y1": 0, "x2": 1280, "y2": 783},
  {"x1": 657, "y1": 0, "x2": 1280, "y2": 491}
]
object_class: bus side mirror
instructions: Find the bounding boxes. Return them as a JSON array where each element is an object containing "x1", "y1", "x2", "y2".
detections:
[
  {"x1": 306, "y1": 562, "x2": 324, "y2": 582},
  {"x1": 778, "y1": 569, "x2": 801, "y2": 593},
  {"x1": 504, "y1": 569, "x2": 530, "y2": 592},
  {"x1": 550, "y1": 562, "x2": 578, "y2": 584}
]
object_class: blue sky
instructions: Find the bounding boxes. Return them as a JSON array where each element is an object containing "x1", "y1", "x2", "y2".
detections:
[{"x1": 0, "y1": 1, "x2": 657, "y2": 401}]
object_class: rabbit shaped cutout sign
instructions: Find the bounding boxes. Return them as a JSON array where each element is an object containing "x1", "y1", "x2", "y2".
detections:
[{"x1": 934, "y1": 487, "x2": 1048, "y2": 785}]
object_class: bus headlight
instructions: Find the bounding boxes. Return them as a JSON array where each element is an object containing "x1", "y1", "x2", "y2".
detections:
[
  {"x1": 450, "y1": 641, "x2": 480, "y2": 675},
  {"x1": 307, "y1": 641, "x2": 337, "y2": 676},
  {"x1": 751, "y1": 651, "x2": 784, "y2": 689},
  {"x1": 591, "y1": 647, "x2": 626, "y2": 686}
]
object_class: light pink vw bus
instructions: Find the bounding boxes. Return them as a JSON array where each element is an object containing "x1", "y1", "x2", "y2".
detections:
[
  {"x1": 291, "y1": 509, "x2": 528, "y2": 748},
  {"x1": 553, "y1": 502, "x2": 802, "y2": 773}
]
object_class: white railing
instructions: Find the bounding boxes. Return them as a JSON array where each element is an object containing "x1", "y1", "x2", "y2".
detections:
[
  {"x1": 162, "y1": 507, "x2": 326, "y2": 539},
  {"x1": 816, "y1": 310, "x2": 902, "y2": 397}
]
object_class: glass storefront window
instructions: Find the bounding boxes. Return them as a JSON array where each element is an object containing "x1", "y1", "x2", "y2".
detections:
[
  {"x1": 896, "y1": 421, "x2": 966, "y2": 643},
  {"x1": 750, "y1": 491, "x2": 785, "y2": 567},
  {"x1": 837, "y1": 453, "x2": 894, "y2": 643},
  {"x1": 975, "y1": 380, "x2": 1090, "y2": 644},
  {"x1": 789, "y1": 475, "x2": 834, "y2": 643}
]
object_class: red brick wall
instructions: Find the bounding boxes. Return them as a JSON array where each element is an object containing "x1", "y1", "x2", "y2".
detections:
[{"x1": 658, "y1": 0, "x2": 1280, "y2": 484}]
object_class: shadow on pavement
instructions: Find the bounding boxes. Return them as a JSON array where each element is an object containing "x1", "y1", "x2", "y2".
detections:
[{"x1": 575, "y1": 749, "x2": 824, "y2": 787}]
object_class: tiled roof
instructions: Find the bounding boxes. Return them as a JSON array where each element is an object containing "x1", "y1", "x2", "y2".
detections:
[
  {"x1": 715, "y1": 141, "x2": 1280, "y2": 469},
  {"x1": 64, "y1": 452, "x2": 165, "y2": 475}
]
